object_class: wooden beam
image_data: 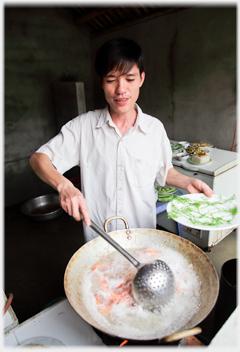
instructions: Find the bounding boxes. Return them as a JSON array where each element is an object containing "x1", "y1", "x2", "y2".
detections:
[
  {"x1": 90, "y1": 8, "x2": 187, "y2": 37},
  {"x1": 74, "y1": 8, "x2": 112, "y2": 26}
]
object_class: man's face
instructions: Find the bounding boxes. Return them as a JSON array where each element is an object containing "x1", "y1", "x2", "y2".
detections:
[{"x1": 100, "y1": 64, "x2": 145, "y2": 118}]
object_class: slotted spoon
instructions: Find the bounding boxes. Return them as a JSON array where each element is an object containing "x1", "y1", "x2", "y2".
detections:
[{"x1": 90, "y1": 220, "x2": 175, "y2": 311}]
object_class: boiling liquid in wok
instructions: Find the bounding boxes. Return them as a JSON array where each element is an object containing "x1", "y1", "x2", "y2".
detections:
[{"x1": 81, "y1": 245, "x2": 201, "y2": 339}]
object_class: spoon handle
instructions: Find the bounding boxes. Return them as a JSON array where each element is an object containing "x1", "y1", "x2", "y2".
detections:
[{"x1": 90, "y1": 220, "x2": 140, "y2": 268}]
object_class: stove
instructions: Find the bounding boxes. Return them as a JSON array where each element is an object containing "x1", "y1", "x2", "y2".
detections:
[
  {"x1": 157, "y1": 142, "x2": 238, "y2": 250},
  {"x1": 92, "y1": 327, "x2": 182, "y2": 346}
]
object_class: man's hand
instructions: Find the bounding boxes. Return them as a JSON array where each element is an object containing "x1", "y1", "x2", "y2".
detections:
[
  {"x1": 29, "y1": 153, "x2": 91, "y2": 226},
  {"x1": 186, "y1": 178, "x2": 214, "y2": 197},
  {"x1": 166, "y1": 167, "x2": 214, "y2": 197},
  {"x1": 58, "y1": 182, "x2": 91, "y2": 226}
]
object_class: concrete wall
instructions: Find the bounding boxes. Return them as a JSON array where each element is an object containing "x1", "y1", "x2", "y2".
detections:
[
  {"x1": 5, "y1": 7, "x2": 93, "y2": 206},
  {"x1": 5, "y1": 6, "x2": 237, "y2": 207},
  {"x1": 91, "y1": 7, "x2": 237, "y2": 150}
]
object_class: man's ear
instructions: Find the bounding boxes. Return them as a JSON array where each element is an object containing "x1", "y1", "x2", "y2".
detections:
[{"x1": 140, "y1": 72, "x2": 145, "y2": 87}]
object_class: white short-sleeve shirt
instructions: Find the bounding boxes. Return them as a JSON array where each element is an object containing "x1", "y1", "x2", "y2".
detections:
[{"x1": 36, "y1": 104, "x2": 173, "y2": 242}]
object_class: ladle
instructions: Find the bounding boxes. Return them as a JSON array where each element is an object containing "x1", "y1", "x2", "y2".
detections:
[{"x1": 90, "y1": 219, "x2": 175, "y2": 311}]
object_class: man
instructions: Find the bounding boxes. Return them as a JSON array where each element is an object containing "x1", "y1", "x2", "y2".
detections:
[{"x1": 30, "y1": 38, "x2": 213, "y2": 242}]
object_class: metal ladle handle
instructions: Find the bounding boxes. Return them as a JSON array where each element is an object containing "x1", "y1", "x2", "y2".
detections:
[{"x1": 90, "y1": 220, "x2": 140, "y2": 268}]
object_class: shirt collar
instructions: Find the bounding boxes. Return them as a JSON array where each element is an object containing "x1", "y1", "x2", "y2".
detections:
[
  {"x1": 134, "y1": 104, "x2": 148, "y2": 134},
  {"x1": 96, "y1": 105, "x2": 112, "y2": 128},
  {"x1": 96, "y1": 104, "x2": 149, "y2": 134}
]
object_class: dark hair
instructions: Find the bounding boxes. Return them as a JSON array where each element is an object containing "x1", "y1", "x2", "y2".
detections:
[{"x1": 95, "y1": 38, "x2": 145, "y2": 79}]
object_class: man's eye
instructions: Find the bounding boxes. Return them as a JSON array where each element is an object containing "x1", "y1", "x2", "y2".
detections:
[
  {"x1": 127, "y1": 79, "x2": 134, "y2": 82},
  {"x1": 106, "y1": 79, "x2": 115, "y2": 83}
]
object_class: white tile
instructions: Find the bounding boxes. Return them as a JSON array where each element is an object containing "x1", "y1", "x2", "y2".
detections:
[
  {"x1": 11, "y1": 299, "x2": 104, "y2": 347},
  {"x1": 4, "y1": 331, "x2": 19, "y2": 347}
]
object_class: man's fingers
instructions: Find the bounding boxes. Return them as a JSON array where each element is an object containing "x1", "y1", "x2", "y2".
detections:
[
  {"x1": 187, "y1": 181, "x2": 214, "y2": 198},
  {"x1": 70, "y1": 197, "x2": 91, "y2": 225},
  {"x1": 71, "y1": 207, "x2": 81, "y2": 221},
  {"x1": 203, "y1": 187, "x2": 214, "y2": 198},
  {"x1": 58, "y1": 185, "x2": 91, "y2": 225},
  {"x1": 60, "y1": 198, "x2": 73, "y2": 216},
  {"x1": 80, "y1": 207, "x2": 91, "y2": 226}
]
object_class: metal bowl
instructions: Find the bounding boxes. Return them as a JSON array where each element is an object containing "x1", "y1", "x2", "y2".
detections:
[{"x1": 21, "y1": 193, "x2": 64, "y2": 221}]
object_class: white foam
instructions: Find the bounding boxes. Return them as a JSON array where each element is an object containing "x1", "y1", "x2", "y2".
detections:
[{"x1": 80, "y1": 245, "x2": 201, "y2": 339}]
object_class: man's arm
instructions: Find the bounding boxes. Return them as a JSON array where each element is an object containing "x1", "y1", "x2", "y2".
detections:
[
  {"x1": 29, "y1": 153, "x2": 91, "y2": 225},
  {"x1": 166, "y1": 167, "x2": 214, "y2": 197}
]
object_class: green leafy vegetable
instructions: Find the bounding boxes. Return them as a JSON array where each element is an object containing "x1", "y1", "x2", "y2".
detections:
[
  {"x1": 158, "y1": 194, "x2": 177, "y2": 203},
  {"x1": 157, "y1": 185, "x2": 177, "y2": 203},
  {"x1": 171, "y1": 142, "x2": 185, "y2": 153},
  {"x1": 157, "y1": 186, "x2": 176, "y2": 194}
]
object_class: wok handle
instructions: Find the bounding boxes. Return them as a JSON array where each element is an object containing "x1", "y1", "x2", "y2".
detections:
[
  {"x1": 90, "y1": 220, "x2": 140, "y2": 268},
  {"x1": 104, "y1": 216, "x2": 129, "y2": 232},
  {"x1": 162, "y1": 327, "x2": 202, "y2": 343}
]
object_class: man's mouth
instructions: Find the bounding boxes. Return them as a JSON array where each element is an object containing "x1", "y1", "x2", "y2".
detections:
[{"x1": 116, "y1": 98, "x2": 128, "y2": 102}]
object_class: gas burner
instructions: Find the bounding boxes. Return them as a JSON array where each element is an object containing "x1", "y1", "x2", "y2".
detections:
[{"x1": 92, "y1": 327, "x2": 181, "y2": 346}]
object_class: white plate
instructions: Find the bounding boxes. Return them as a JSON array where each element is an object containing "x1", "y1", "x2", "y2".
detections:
[
  {"x1": 166, "y1": 194, "x2": 238, "y2": 231},
  {"x1": 170, "y1": 143, "x2": 186, "y2": 155},
  {"x1": 178, "y1": 141, "x2": 189, "y2": 148},
  {"x1": 201, "y1": 146, "x2": 213, "y2": 150},
  {"x1": 187, "y1": 149, "x2": 210, "y2": 154},
  {"x1": 188, "y1": 157, "x2": 212, "y2": 165},
  {"x1": 17, "y1": 337, "x2": 65, "y2": 348},
  {"x1": 190, "y1": 143, "x2": 213, "y2": 148}
]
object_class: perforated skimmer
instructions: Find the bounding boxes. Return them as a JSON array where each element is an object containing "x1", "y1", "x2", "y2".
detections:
[{"x1": 90, "y1": 220, "x2": 175, "y2": 311}]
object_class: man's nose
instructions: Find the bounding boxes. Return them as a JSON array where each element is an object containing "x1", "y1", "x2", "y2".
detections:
[{"x1": 115, "y1": 79, "x2": 126, "y2": 94}]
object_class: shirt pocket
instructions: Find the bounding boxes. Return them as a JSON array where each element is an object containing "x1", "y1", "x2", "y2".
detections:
[{"x1": 130, "y1": 156, "x2": 158, "y2": 188}]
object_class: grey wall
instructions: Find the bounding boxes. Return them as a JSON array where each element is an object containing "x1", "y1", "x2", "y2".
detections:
[
  {"x1": 5, "y1": 7, "x2": 93, "y2": 206},
  {"x1": 91, "y1": 7, "x2": 237, "y2": 150},
  {"x1": 5, "y1": 6, "x2": 237, "y2": 207}
]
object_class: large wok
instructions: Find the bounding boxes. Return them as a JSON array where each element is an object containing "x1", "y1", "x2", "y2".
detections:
[{"x1": 64, "y1": 217, "x2": 219, "y2": 341}]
